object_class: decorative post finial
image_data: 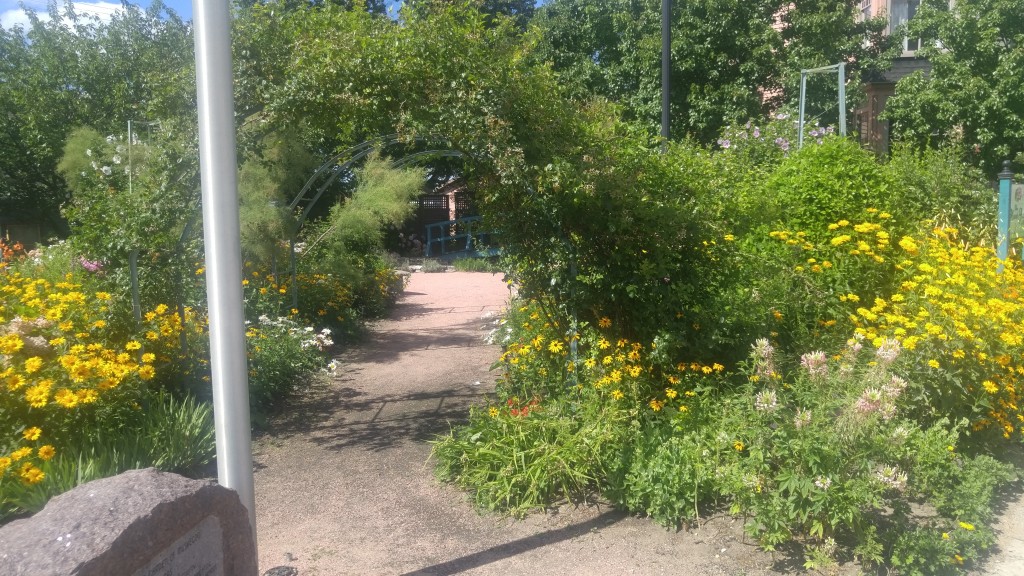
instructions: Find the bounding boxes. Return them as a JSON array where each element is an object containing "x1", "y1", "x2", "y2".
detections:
[{"x1": 1000, "y1": 159, "x2": 1014, "y2": 178}]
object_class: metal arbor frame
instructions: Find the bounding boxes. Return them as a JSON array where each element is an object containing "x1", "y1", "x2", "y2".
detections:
[
  {"x1": 166, "y1": 135, "x2": 471, "y2": 313},
  {"x1": 285, "y1": 134, "x2": 468, "y2": 307},
  {"x1": 798, "y1": 63, "x2": 847, "y2": 149}
]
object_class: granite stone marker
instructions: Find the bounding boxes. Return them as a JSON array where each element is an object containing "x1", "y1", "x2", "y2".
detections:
[{"x1": 0, "y1": 468, "x2": 257, "y2": 576}]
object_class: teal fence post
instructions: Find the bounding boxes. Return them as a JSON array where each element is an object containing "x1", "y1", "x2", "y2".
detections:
[{"x1": 998, "y1": 160, "x2": 1013, "y2": 268}]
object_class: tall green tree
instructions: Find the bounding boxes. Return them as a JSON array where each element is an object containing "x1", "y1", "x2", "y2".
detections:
[
  {"x1": 0, "y1": 1, "x2": 194, "y2": 232},
  {"x1": 404, "y1": 0, "x2": 535, "y2": 29},
  {"x1": 0, "y1": 26, "x2": 67, "y2": 233},
  {"x1": 531, "y1": 0, "x2": 898, "y2": 142},
  {"x1": 884, "y1": 0, "x2": 1024, "y2": 176},
  {"x1": 780, "y1": 0, "x2": 897, "y2": 125}
]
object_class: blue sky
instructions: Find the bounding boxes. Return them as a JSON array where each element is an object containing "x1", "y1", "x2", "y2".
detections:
[
  {"x1": 0, "y1": 0, "x2": 408, "y2": 28},
  {"x1": 0, "y1": 0, "x2": 192, "y2": 29}
]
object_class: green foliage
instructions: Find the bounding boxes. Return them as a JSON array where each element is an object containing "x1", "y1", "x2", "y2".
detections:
[
  {"x1": 305, "y1": 154, "x2": 425, "y2": 257},
  {"x1": 432, "y1": 400, "x2": 620, "y2": 516},
  {"x1": 763, "y1": 136, "x2": 895, "y2": 236},
  {"x1": 883, "y1": 144, "x2": 996, "y2": 241},
  {"x1": 0, "y1": 391, "x2": 215, "y2": 521},
  {"x1": 57, "y1": 127, "x2": 197, "y2": 320},
  {"x1": 437, "y1": 117, "x2": 1021, "y2": 568},
  {"x1": 437, "y1": 304, "x2": 1017, "y2": 571},
  {"x1": 779, "y1": 0, "x2": 899, "y2": 124},
  {"x1": 243, "y1": 315, "x2": 333, "y2": 423},
  {"x1": 532, "y1": 0, "x2": 899, "y2": 142},
  {"x1": 884, "y1": 0, "x2": 1024, "y2": 177},
  {"x1": 297, "y1": 155, "x2": 423, "y2": 319},
  {"x1": 533, "y1": 0, "x2": 783, "y2": 141},
  {"x1": 497, "y1": 124, "x2": 738, "y2": 353},
  {"x1": 405, "y1": 0, "x2": 535, "y2": 30},
  {"x1": 451, "y1": 257, "x2": 503, "y2": 273},
  {"x1": 612, "y1": 424, "x2": 716, "y2": 528},
  {"x1": 59, "y1": 128, "x2": 188, "y2": 259},
  {"x1": 0, "y1": 2, "x2": 194, "y2": 227},
  {"x1": 419, "y1": 259, "x2": 448, "y2": 273},
  {"x1": 237, "y1": 129, "x2": 317, "y2": 265},
  {"x1": 235, "y1": 0, "x2": 581, "y2": 197}
]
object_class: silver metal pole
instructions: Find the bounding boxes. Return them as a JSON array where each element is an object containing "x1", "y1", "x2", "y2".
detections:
[{"x1": 192, "y1": 0, "x2": 257, "y2": 548}]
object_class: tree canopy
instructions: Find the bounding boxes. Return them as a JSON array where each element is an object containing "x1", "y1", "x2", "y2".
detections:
[
  {"x1": 531, "y1": 0, "x2": 898, "y2": 142},
  {"x1": 0, "y1": 1, "x2": 194, "y2": 233},
  {"x1": 884, "y1": 0, "x2": 1024, "y2": 175}
]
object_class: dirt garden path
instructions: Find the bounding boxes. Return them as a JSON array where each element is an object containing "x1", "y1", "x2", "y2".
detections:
[{"x1": 252, "y1": 271, "x2": 1023, "y2": 576}]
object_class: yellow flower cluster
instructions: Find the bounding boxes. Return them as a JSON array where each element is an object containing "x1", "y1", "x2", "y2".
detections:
[
  {"x1": 1, "y1": 271, "x2": 182, "y2": 485},
  {"x1": 777, "y1": 214, "x2": 1024, "y2": 439},
  {"x1": 499, "y1": 302, "x2": 723, "y2": 414},
  {"x1": 774, "y1": 212, "x2": 892, "y2": 266},
  {"x1": 241, "y1": 261, "x2": 355, "y2": 324},
  {"x1": 849, "y1": 227, "x2": 1024, "y2": 437}
]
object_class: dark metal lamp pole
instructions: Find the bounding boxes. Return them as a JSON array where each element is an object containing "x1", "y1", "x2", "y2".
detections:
[{"x1": 661, "y1": 0, "x2": 671, "y2": 149}]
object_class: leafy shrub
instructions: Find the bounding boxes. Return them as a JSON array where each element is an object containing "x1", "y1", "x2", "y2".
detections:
[
  {"x1": 884, "y1": 144, "x2": 995, "y2": 242},
  {"x1": 244, "y1": 314, "x2": 333, "y2": 421},
  {"x1": 58, "y1": 127, "x2": 196, "y2": 317},
  {"x1": 762, "y1": 136, "x2": 896, "y2": 237},
  {"x1": 492, "y1": 123, "x2": 731, "y2": 348},
  {"x1": 436, "y1": 295, "x2": 1017, "y2": 572},
  {"x1": 437, "y1": 299, "x2": 729, "y2": 518},
  {"x1": 451, "y1": 257, "x2": 502, "y2": 273},
  {"x1": 437, "y1": 108, "x2": 1022, "y2": 573}
]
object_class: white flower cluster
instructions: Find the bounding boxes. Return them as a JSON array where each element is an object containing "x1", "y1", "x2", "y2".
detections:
[
  {"x1": 793, "y1": 408, "x2": 812, "y2": 429},
  {"x1": 754, "y1": 389, "x2": 779, "y2": 412},
  {"x1": 875, "y1": 465, "x2": 908, "y2": 491},
  {"x1": 799, "y1": 350, "x2": 828, "y2": 378},
  {"x1": 854, "y1": 374, "x2": 908, "y2": 421},
  {"x1": 255, "y1": 314, "x2": 333, "y2": 351},
  {"x1": 875, "y1": 338, "x2": 901, "y2": 364},
  {"x1": 301, "y1": 328, "x2": 334, "y2": 351},
  {"x1": 752, "y1": 338, "x2": 777, "y2": 380},
  {"x1": 846, "y1": 332, "x2": 865, "y2": 354}
]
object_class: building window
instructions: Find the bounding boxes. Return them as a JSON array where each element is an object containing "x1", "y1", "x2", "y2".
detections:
[
  {"x1": 891, "y1": 0, "x2": 922, "y2": 53},
  {"x1": 860, "y1": 0, "x2": 872, "y2": 21}
]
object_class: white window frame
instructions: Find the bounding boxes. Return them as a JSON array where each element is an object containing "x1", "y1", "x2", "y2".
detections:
[{"x1": 889, "y1": 0, "x2": 922, "y2": 55}]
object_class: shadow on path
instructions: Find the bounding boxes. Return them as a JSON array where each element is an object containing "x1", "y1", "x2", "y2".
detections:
[
  {"x1": 344, "y1": 318, "x2": 496, "y2": 365},
  {"x1": 311, "y1": 389, "x2": 489, "y2": 452},
  {"x1": 399, "y1": 510, "x2": 628, "y2": 576},
  {"x1": 388, "y1": 298, "x2": 503, "y2": 322}
]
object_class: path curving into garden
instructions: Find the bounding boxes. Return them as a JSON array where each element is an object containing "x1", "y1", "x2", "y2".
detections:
[{"x1": 251, "y1": 271, "x2": 1023, "y2": 576}]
